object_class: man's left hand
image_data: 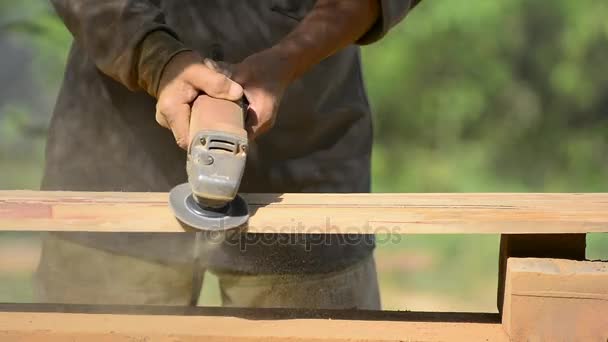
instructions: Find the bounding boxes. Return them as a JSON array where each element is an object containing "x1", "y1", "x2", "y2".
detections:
[{"x1": 207, "y1": 49, "x2": 293, "y2": 140}]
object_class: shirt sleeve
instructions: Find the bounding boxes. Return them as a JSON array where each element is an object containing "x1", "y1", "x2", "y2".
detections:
[
  {"x1": 357, "y1": 0, "x2": 416, "y2": 45},
  {"x1": 50, "y1": 0, "x2": 192, "y2": 97}
]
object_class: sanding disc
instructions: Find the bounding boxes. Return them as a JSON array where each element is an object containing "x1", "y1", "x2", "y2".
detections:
[{"x1": 169, "y1": 183, "x2": 249, "y2": 231}]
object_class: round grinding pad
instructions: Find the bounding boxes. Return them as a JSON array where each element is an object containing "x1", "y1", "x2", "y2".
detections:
[{"x1": 169, "y1": 183, "x2": 249, "y2": 231}]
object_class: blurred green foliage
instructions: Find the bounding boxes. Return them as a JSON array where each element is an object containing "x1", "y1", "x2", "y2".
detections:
[
  {"x1": 0, "y1": 2, "x2": 70, "y2": 83},
  {"x1": 365, "y1": 0, "x2": 608, "y2": 193},
  {"x1": 0, "y1": 0, "x2": 607, "y2": 310},
  {"x1": 1, "y1": 2, "x2": 69, "y2": 188}
]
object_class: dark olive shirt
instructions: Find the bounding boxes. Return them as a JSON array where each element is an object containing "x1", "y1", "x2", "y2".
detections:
[{"x1": 43, "y1": 0, "x2": 413, "y2": 274}]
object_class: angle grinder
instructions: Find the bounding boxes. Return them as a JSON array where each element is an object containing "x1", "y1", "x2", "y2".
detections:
[{"x1": 169, "y1": 95, "x2": 249, "y2": 231}]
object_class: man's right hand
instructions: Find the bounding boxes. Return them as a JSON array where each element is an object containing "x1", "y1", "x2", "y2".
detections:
[{"x1": 155, "y1": 51, "x2": 243, "y2": 150}]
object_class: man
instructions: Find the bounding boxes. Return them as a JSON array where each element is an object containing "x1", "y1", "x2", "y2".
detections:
[{"x1": 37, "y1": 0, "x2": 414, "y2": 309}]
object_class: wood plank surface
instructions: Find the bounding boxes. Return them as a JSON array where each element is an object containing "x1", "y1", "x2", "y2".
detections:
[
  {"x1": 1, "y1": 190, "x2": 608, "y2": 234},
  {"x1": 0, "y1": 311, "x2": 508, "y2": 342},
  {"x1": 502, "y1": 258, "x2": 608, "y2": 341}
]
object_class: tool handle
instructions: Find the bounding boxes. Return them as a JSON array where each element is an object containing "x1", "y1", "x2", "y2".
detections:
[{"x1": 189, "y1": 95, "x2": 247, "y2": 143}]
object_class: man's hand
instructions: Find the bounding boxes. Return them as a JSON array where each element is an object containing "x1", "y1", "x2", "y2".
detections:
[
  {"x1": 206, "y1": 50, "x2": 292, "y2": 140},
  {"x1": 156, "y1": 51, "x2": 243, "y2": 149},
  {"x1": 156, "y1": 0, "x2": 379, "y2": 144},
  {"x1": 212, "y1": 0, "x2": 380, "y2": 140}
]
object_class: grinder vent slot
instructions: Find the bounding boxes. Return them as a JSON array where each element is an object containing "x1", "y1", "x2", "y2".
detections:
[{"x1": 208, "y1": 139, "x2": 237, "y2": 153}]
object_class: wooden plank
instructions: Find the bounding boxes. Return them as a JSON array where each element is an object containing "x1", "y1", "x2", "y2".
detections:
[
  {"x1": 0, "y1": 311, "x2": 509, "y2": 342},
  {"x1": 502, "y1": 258, "x2": 608, "y2": 341},
  {"x1": 1, "y1": 190, "x2": 608, "y2": 234},
  {"x1": 496, "y1": 234, "x2": 586, "y2": 312}
]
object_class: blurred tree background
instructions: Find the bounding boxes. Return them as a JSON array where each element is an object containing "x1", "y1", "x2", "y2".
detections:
[{"x1": 1, "y1": 0, "x2": 607, "y2": 311}]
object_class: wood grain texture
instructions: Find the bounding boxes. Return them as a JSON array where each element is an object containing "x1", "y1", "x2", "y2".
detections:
[
  {"x1": 502, "y1": 258, "x2": 608, "y2": 341},
  {"x1": 0, "y1": 311, "x2": 508, "y2": 342},
  {"x1": 496, "y1": 234, "x2": 587, "y2": 312},
  {"x1": 1, "y1": 190, "x2": 608, "y2": 234}
]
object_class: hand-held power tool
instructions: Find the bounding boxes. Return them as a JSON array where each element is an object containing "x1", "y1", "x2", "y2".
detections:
[{"x1": 169, "y1": 95, "x2": 249, "y2": 231}]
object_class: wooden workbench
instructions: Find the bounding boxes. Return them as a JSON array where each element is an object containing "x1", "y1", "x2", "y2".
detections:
[{"x1": 1, "y1": 191, "x2": 607, "y2": 341}]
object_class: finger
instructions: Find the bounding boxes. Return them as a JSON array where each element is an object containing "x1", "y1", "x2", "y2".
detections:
[
  {"x1": 155, "y1": 108, "x2": 170, "y2": 129},
  {"x1": 156, "y1": 82, "x2": 197, "y2": 129},
  {"x1": 246, "y1": 96, "x2": 278, "y2": 140},
  {"x1": 244, "y1": 106, "x2": 258, "y2": 138},
  {"x1": 186, "y1": 64, "x2": 243, "y2": 100},
  {"x1": 246, "y1": 109, "x2": 275, "y2": 140},
  {"x1": 244, "y1": 96, "x2": 265, "y2": 139},
  {"x1": 253, "y1": 120, "x2": 274, "y2": 139},
  {"x1": 164, "y1": 103, "x2": 192, "y2": 150}
]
